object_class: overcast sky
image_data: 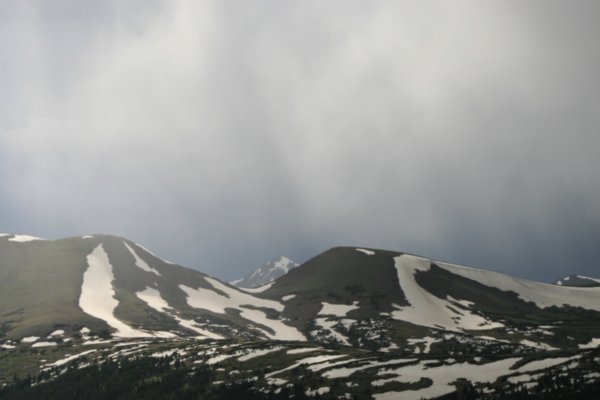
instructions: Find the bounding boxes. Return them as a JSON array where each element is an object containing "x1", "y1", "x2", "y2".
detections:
[{"x1": 1, "y1": 1, "x2": 599, "y2": 282}]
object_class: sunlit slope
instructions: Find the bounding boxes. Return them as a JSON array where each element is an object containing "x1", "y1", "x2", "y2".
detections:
[{"x1": 0, "y1": 234, "x2": 302, "y2": 341}]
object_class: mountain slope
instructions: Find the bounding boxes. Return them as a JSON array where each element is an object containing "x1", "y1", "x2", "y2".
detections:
[
  {"x1": 259, "y1": 247, "x2": 600, "y2": 351},
  {"x1": 1, "y1": 236, "x2": 599, "y2": 353},
  {"x1": 1, "y1": 235, "x2": 600, "y2": 399},
  {"x1": 0, "y1": 234, "x2": 303, "y2": 341},
  {"x1": 230, "y1": 256, "x2": 298, "y2": 288}
]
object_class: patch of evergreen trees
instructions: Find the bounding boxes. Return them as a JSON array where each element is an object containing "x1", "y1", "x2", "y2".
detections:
[{"x1": 0, "y1": 357, "x2": 330, "y2": 400}]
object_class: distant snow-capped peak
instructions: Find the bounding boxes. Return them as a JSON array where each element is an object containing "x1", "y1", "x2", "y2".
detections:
[
  {"x1": 0, "y1": 233, "x2": 47, "y2": 242},
  {"x1": 231, "y1": 256, "x2": 298, "y2": 288}
]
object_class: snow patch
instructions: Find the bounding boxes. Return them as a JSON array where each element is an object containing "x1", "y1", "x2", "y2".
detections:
[
  {"x1": 206, "y1": 354, "x2": 237, "y2": 365},
  {"x1": 9, "y1": 235, "x2": 45, "y2": 242},
  {"x1": 32, "y1": 341, "x2": 57, "y2": 348},
  {"x1": 136, "y1": 286, "x2": 223, "y2": 339},
  {"x1": 318, "y1": 301, "x2": 359, "y2": 317},
  {"x1": 373, "y1": 357, "x2": 520, "y2": 400},
  {"x1": 407, "y1": 337, "x2": 439, "y2": 354},
  {"x1": 516, "y1": 357, "x2": 572, "y2": 373},
  {"x1": 124, "y1": 242, "x2": 161, "y2": 276},
  {"x1": 435, "y1": 259, "x2": 600, "y2": 311},
  {"x1": 314, "y1": 318, "x2": 350, "y2": 345},
  {"x1": 79, "y1": 244, "x2": 152, "y2": 338},
  {"x1": 46, "y1": 350, "x2": 97, "y2": 368},
  {"x1": 49, "y1": 330, "x2": 64, "y2": 337},
  {"x1": 391, "y1": 255, "x2": 505, "y2": 331},
  {"x1": 237, "y1": 346, "x2": 283, "y2": 361},
  {"x1": 519, "y1": 339, "x2": 558, "y2": 351},
  {"x1": 180, "y1": 277, "x2": 305, "y2": 341},
  {"x1": 579, "y1": 338, "x2": 600, "y2": 349},
  {"x1": 356, "y1": 248, "x2": 375, "y2": 256},
  {"x1": 266, "y1": 354, "x2": 348, "y2": 378},
  {"x1": 240, "y1": 281, "x2": 275, "y2": 293},
  {"x1": 323, "y1": 359, "x2": 417, "y2": 379},
  {"x1": 134, "y1": 242, "x2": 176, "y2": 264},
  {"x1": 21, "y1": 336, "x2": 39, "y2": 343},
  {"x1": 282, "y1": 294, "x2": 296, "y2": 302},
  {"x1": 306, "y1": 387, "x2": 330, "y2": 396},
  {"x1": 286, "y1": 347, "x2": 322, "y2": 355},
  {"x1": 576, "y1": 275, "x2": 600, "y2": 284}
]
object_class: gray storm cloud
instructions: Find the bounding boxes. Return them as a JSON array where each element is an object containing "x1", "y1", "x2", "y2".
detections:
[{"x1": 1, "y1": 1, "x2": 599, "y2": 281}]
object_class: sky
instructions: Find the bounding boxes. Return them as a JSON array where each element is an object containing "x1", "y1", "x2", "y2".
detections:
[{"x1": 1, "y1": 0, "x2": 599, "y2": 282}]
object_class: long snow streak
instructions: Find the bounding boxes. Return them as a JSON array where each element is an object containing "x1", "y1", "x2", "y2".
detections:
[
  {"x1": 135, "y1": 287, "x2": 223, "y2": 339},
  {"x1": 79, "y1": 244, "x2": 151, "y2": 337},
  {"x1": 180, "y1": 277, "x2": 306, "y2": 341},
  {"x1": 434, "y1": 259, "x2": 600, "y2": 311},
  {"x1": 391, "y1": 255, "x2": 504, "y2": 331},
  {"x1": 124, "y1": 242, "x2": 161, "y2": 276}
]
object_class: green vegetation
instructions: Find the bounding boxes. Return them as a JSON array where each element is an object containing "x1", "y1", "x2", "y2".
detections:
[{"x1": 0, "y1": 358, "x2": 332, "y2": 400}]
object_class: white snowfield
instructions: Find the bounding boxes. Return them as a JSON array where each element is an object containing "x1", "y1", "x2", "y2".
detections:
[
  {"x1": 237, "y1": 346, "x2": 283, "y2": 361},
  {"x1": 519, "y1": 339, "x2": 558, "y2": 351},
  {"x1": 407, "y1": 337, "x2": 439, "y2": 354},
  {"x1": 434, "y1": 258, "x2": 600, "y2": 310},
  {"x1": 79, "y1": 244, "x2": 152, "y2": 338},
  {"x1": 515, "y1": 356, "x2": 572, "y2": 373},
  {"x1": 8, "y1": 234, "x2": 46, "y2": 242},
  {"x1": 373, "y1": 358, "x2": 521, "y2": 400},
  {"x1": 135, "y1": 287, "x2": 222, "y2": 339},
  {"x1": 266, "y1": 354, "x2": 348, "y2": 378},
  {"x1": 391, "y1": 255, "x2": 505, "y2": 331},
  {"x1": 579, "y1": 338, "x2": 600, "y2": 349},
  {"x1": 356, "y1": 248, "x2": 375, "y2": 256},
  {"x1": 31, "y1": 341, "x2": 57, "y2": 348},
  {"x1": 124, "y1": 242, "x2": 161, "y2": 276},
  {"x1": 318, "y1": 301, "x2": 360, "y2": 317},
  {"x1": 286, "y1": 347, "x2": 322, "y2": 355},
  {"x1": 45, "y1": 350, "x2": 97, "y2": 368},
  {"x1": 323, "y1": 359, "x2": 417, "y2": 379},
  {"x1": 179, "y1": 277, "x2": 305, "y2": 341}
]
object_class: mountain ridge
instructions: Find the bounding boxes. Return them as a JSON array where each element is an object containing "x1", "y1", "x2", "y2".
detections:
[
  {"x1": 1, "y1": 234, "x2": 599, "y2": 351},
  {"x1": 1, "y1": 233, "x2": 600, "y2": 399}
]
